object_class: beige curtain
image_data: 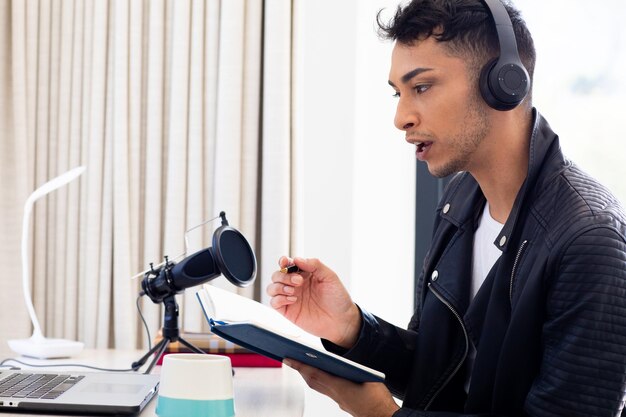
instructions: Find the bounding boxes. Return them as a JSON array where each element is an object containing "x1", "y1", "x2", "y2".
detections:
[{"x1": 0, "y1": 0, "x2": 294, "y2": 350}]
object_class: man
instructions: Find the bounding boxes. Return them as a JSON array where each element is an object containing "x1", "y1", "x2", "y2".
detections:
[{"x1": 267, "y1": 1, "x2": 626, "y2": 416}]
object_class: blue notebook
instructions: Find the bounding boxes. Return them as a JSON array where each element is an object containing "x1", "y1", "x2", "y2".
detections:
[{"x1": 196, "y1": 290, "x2": 385, "y2": 383}]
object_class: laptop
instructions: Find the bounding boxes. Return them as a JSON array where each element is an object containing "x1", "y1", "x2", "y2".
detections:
[{"x1": 0, "y1": 369, "x2": 159, "y2": 415}]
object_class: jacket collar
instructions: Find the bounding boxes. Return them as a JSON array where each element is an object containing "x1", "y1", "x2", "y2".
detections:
[{"x1": 438, "y1": 109, "x2": 560, "y2": 253}]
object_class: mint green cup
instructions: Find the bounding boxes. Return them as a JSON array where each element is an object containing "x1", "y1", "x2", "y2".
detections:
[{"x1": 156, "y1": 354, "x2": 234, "y2": 417}]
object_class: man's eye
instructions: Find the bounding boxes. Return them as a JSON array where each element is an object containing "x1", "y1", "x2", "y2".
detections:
[
  {"x1": 415, "y1": 84, "x2": 431, "y2": 94},
  {"x1": 392, "y1": 91, "x2": 400, "y2": 98}
]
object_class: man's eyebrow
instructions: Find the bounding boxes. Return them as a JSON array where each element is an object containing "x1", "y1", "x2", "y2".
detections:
[{"x1": 388, "y1": 67, "x2": 434, "y2": 87}]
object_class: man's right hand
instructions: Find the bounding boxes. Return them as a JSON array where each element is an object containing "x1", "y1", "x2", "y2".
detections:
[{"x1": 266, "y1": 256, "x2": 362, "y2": 350}]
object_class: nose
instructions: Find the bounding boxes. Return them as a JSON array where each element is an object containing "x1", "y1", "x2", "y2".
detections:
[{"x1": 394, "y1": 96, "x2": 419, "y2": 132}]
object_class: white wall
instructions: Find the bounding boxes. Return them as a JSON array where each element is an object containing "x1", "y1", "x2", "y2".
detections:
[
  {"x1": 292, "y1": 1, "x2": 416, "y2": 415},
  {"x1": 292, "y1": 0, "x2": 415, "y2": 330}
]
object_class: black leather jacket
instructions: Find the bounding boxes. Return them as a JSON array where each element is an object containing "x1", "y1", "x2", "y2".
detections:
[{"x1": 328, "y1": 110, "x2": 626, "y2": 416}]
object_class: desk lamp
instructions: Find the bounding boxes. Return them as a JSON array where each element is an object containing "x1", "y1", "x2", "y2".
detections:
[{"x1": 8, "y1": 166, "x2": 86, "y2": 359}]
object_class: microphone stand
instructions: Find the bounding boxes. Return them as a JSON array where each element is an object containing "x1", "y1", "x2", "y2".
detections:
[
  {"x1": 131, "y1": 211, "x2": 256, "y2": 373},
  {"x1": 132, "y1": 294, "x2": 205, "y2": 374}
]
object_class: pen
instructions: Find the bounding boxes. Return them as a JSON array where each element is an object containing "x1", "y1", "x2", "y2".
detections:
[{"x1": 280, "y1": 265, "x2": 301, "y2": 274}]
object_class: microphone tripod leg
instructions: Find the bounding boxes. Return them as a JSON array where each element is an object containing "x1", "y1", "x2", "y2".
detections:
[
  {"x1": 131, "y1": 337, "x2": 168, "y2": 372},
  {"x1": 144, "y1": 338, "x2": 171, "y2": 374}
]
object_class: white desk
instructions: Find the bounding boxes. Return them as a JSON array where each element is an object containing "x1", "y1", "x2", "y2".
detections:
[{"x1": 0, "y1": 347, "x2": 305, "y2": 417}]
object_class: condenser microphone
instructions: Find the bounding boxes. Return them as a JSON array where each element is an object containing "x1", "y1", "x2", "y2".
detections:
[{"x1": 140, "y1": 212, "x2": 256, "y2": 304}]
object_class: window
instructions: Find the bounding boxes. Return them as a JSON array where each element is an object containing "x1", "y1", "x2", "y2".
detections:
[{"x1": 518, "y1": 0, "x2": 626, "y2": 204}]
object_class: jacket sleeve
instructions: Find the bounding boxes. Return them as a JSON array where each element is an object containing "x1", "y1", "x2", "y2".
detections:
[
  {"x1": 522, "y1": 225, "x2": 626, "y2": 416},
  {"x1": 324, "y1": 312, "x2": 510, "y2": 417},
  {"x1": 392, "y1": 409, "x2": 491, "y2": 417},
  {"x1": 322, "y1": 307, "x2": 420, "y2": 398}
]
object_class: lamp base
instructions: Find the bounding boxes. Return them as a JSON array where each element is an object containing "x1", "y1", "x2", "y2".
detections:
[{"x1": 8, "y1": 336, "x2": 84, "y2": 359}]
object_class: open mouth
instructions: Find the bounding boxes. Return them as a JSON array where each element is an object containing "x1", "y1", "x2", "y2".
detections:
[{"x1": 416, "y1": 141, "x2": 433, "y2": 154}]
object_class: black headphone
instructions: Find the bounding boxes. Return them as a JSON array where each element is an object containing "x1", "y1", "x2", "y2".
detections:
[{"x1": 479, "y1": 0, "x2": 530, "y2": 111}]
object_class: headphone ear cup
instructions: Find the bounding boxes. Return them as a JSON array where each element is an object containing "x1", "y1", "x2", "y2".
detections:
[
  {"x1": 479, "y1": 57, "x2": 529, "y2": 111},
  {"x1": 479, "y1": 57, "x2": 502, "y2": 110}
]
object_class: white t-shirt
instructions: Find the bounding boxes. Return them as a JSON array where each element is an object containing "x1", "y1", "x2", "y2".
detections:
[
  {"x1": 471, "y1": 202, "x2": 505, "y2": 299},
  {"x1": 465, "y1": 202, "x2": 504, "y2": 393}
]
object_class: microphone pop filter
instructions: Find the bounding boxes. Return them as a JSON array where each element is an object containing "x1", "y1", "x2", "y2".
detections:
[{"x1": 212, "y1": 226, "x2": 256, "y2": 287}]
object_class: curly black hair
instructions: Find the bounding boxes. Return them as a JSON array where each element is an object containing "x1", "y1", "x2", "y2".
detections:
[{"x1": 377, "y1": 0, "x2": 535, "y2": 85}]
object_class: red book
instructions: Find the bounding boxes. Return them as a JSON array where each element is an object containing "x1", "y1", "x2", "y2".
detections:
[
  {"x1": 152, "y1": 330, "x2": 282, "y2": 368},
  {"x1": 156, "y1": 351, "x2": 281, "y2": 367}
]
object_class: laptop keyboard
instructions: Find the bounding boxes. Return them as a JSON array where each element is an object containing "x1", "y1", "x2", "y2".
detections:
[{"x1": 0, "y1": 373, "x2": 84, "y2": 400}]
